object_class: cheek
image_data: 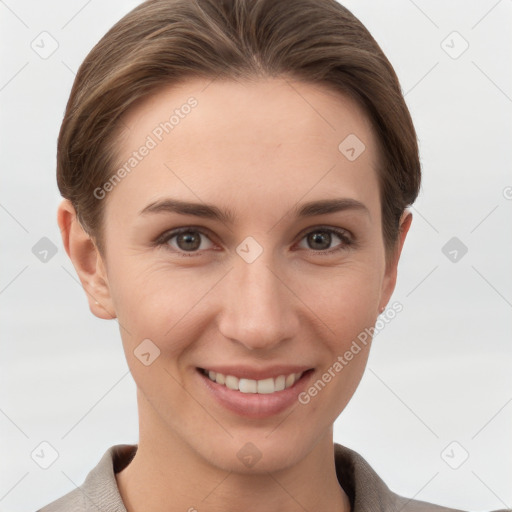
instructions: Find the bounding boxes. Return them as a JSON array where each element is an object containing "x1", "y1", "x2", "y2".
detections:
[
  {"x1": 301, "y1": 261, "x2": 382, "y2": 327},
  {"x1": 297, "y1": 269, "x2": 379, "y2": 421},
  {"x1": 108, "y1": 258, "x2": 220, "y2": 352},
  {"x1": 109, "y1": 249, "x2": 384, "y2": 357},
  {"x1": 301, "y1": 263, "x2": 381, "y2": 390}
]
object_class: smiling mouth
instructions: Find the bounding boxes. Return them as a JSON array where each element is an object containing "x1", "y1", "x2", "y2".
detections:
[{"x1": 197, "y1": 367, "x2": 314, "y2": 394}]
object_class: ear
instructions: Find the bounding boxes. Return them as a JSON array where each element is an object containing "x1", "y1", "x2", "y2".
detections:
[
  {"x1": 57, "y1": 199, "x2": 116, "y2": 320},
  {"x1": 378, "y1": 209, "x2": 413, "y2": 314}
]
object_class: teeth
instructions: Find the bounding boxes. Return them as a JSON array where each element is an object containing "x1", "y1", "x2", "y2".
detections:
[
  {"x1": 285, "y1": 373, "x2": 295, "y2": 388},
  {"x1": 225, "y1": 375, "x2": 239, "y2": 390},
  {"x1": 202, "y1": 369, "x2": 304, "y2": 394},
  {"x1": 239, "y1": 378, "x2": 257, "y2": 393}
]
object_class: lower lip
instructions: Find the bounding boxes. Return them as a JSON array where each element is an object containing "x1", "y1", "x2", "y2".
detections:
[{"x1": 197, "y1": 368, "x2": 315, "y2": 419}]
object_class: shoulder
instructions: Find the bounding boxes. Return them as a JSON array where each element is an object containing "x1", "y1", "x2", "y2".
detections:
[
  {"x1": 35, "y1": 444, "x2": 136, "y2": 512},
  {"x1": 36, "y1": 489, "x2": 85, "y2": 511},
  {"x1": 333, "y1": 443, "x2": 510, "y2": 512}
]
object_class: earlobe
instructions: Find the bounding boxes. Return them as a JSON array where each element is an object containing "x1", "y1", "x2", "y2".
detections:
[{"x1": 57, "y1": 199, "x2": 116, "y2": 320}]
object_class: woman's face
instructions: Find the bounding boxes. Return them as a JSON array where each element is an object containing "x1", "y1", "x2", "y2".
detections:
[{"x1": 78, "y1": 77, "x2": 408, "y2": 472}]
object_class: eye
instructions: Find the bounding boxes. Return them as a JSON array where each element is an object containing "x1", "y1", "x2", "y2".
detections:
[
  {"x1": 155, "y1": 225, "x2": 354, "y2": 256},
  {"x1": 296, "y1": 227, "x2": 353, "y2": 254},
  {"x1": 156, "y1": 227, "x2": 214, "y2": 255}
]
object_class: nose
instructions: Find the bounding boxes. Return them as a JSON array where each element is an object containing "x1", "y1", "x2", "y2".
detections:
[{"x1": 217, "y1": 248, "x2": 299, "y2": 351}]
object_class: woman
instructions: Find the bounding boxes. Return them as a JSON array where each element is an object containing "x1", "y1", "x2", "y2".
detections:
[{"x1": 37, "y1": 0, "x2": 508, "y2": 510}]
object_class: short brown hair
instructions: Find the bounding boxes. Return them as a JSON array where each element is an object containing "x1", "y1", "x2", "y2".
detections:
[{"x1": 57, "y1": 0, "x2": 421, "y2": 258}]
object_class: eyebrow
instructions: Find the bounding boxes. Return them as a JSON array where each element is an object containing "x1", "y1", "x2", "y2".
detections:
[{"x1": 139, "y1": 197, "x2": 369, "y2": 223}]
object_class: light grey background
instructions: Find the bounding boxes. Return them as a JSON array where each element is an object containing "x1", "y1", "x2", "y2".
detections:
[{"x1": 1, "y1": 1, "x2": 511, "y2": 510}]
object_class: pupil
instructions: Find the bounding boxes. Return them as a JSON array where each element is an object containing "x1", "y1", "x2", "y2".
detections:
[
  {"x1": 309, "y1": 231, "x2": 330, "y2": 250},
  {"x1": 178, "y1": 232, "x2": 200, "y2": 251}
]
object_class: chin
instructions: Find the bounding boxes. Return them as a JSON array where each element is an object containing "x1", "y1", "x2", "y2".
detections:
[{"x1": 196, "y1": 429, "x2": 316, "y2": 475}]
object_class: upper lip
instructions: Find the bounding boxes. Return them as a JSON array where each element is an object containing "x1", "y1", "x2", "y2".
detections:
[{"x1": 198, "y1": 365, "x2": 313, "y2": 381}]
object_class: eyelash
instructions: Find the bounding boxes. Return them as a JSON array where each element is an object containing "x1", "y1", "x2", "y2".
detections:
[{"x1": 154, "y1": 225, "x2": 355, "y2": 257}]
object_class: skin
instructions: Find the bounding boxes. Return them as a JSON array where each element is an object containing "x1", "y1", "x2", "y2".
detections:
[{"x1": 58, "y1": 76, "x2": 412, "y2": 512}]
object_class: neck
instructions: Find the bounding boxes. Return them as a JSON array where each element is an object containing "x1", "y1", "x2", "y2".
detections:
[{"x1": 116, "y1": 393, "x2": 351, "y2": 512}]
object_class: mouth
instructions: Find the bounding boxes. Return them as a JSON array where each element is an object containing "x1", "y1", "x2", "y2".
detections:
[
  {"x1": 196, "y1": 367, "x2": 314, "y2": 394},
  {"x1": 196, "y1": 366, "x2": 315, "y2": 418}
]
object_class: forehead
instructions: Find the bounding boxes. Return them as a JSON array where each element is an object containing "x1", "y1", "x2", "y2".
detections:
[{"x1": 107, "y1": 77, "x2": 380, "y2": 222}]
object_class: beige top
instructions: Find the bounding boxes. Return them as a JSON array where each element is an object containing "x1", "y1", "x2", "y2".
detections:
[{"x1": 36, "y1": 443, "x2": 509, "y2": 512}]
